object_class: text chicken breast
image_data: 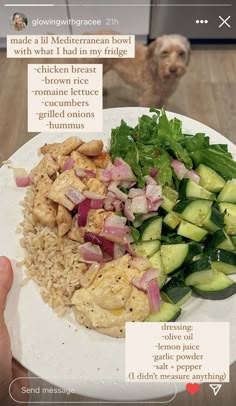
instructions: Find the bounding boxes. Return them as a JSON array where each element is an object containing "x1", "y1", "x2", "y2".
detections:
[{"x1": 71, "y1": 255, "x2": 150, "y2": 338}]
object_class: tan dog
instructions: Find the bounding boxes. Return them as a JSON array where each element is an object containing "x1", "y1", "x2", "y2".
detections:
[{"x1": 102, "y1": 34, "x2": 191, "y2": 108}]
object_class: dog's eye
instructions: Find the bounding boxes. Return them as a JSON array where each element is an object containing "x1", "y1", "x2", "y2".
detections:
[
  {"x1": 161, "y1": 51, "x2": 169, "y2": 57},
  {"x1": 178, "y1": 51, "x2": 185, "y2": 57}
]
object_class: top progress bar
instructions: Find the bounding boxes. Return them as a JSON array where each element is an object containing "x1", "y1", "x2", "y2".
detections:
[{"x1": 4, "y1": 3, "x2": 233, "y2": 7}]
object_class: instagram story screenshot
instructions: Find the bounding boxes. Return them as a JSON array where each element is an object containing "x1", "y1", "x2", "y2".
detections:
[{"x1": 0, "y1": 1, "x2": 236, "y2": 405}]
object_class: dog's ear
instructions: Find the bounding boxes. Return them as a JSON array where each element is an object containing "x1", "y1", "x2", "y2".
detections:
[
  {"x1": 181, "y1": 36, "x2": 191, "y2": 65},
  {"x1": 146, "y1": 38, "x2": 162, "y2": 76},
  {"x1": 146, "y1": 38, "x2": 162, "y2": 59}
]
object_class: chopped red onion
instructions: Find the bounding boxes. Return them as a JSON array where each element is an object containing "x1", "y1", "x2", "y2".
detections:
[
  {"x1": 146, "y1": 185, "x2": 162, "y2": 203},
  {"x1": 114, "y1": 157, "x2": 123, "y2": 166},
  {"x1": 125, "y1": 242, "x2": 136, "y2": 256},
  {"x1": 131, "y1": 268, "x2": 160, "y2": 291},
  {"x1": 114, "y1": 243, "x2": 126, "y2": 259},
  {"x1": 124, "y1": 199, "x2": 135, "y2": 221},
  {"x1": 147, "y1": 279, "x2": 160, "y2": 313},
  {"x1": 140, "y1": 212, "x2": 159, "y2": 223},
  {"x1": 13, "y1": 168, "x2": 31, "y2": 187},
  {"x1": 65, "y1": 187, "x2": 86, "y2": 205},
  {"x1": 144, "y1": 175, "x2": 157, "y2": 185},
  {"x1": 147, "y1": 198, "x2": 164, "y2": 212},
  {"x1": 83, "y1": 190, "x2": 104, "y2": 200},
  {"x1": 98, "y1": 168, "x2": 112, "y2": 182},
  {"x1": 128, "y1": 188, "x2": 145, "y2": 198},
  {"x1": 62, "y1": 157, "x2": 74, "y2": 171},
  {"x1": 90, "y1": 199, "x2": 104, "y2": 209},
  {"x1": 75, "y1": 167, "x2": 86, "y2": 178},
  {"x1": 150, "y1": 167, "x2": 158, "y2": 178},
  {"x1": 84, "y1": 231, "x2": 114, "y2": 258},
  {"x1": 103, "y1": 191, "x2": 116, "y2": 211},
  {"x1": 113, "y1": 199, "x2": 123, "y2": 212},
  {"x1": 108, "y1": 182, "x2": 128, "y2": 202},
  {"x1": 171, "y1": 160, "x2": 188, "y2": 180},
  {"x1": 105, "y1": 214, "x2": 127, "y2": 228},
  {"x1": 80, "y1": 262, "x2": 100, "y2": 288},
  {"x1": 131, "y1": 195, "x2": 148, "y2": 214},
  {"x1": 140, "y1": 268, "x2": 160, "y2": 289},
  {"x1": 85, "y1": 170, "x2": 96, "y2": 178},
  {"x1": 75, "y1": 168, "x2": 96, "y2": 179},
  {"x1": 78, "y1": 198, "x2": 91, "y2": 226},
  {"x1": 119, "y1": 180, "x2": 136, "y2": 189},
  {"x1": 185, "y1": 169, "x2": 200, "y2": 184},
  {"x1": 111, "y1": 158, "x2": 137, "y2": 181},
  {"x1": 101, "y1": 215, "x2": 128, "y2": 243},
  {"x1": 79, "y1": 242, "x2": 103, "y2": 263},
  {"x1": 101, "y1": 226, "x2": 127, "y2": 242}
]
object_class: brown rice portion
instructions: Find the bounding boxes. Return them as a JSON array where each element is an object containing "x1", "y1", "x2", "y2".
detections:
[{"x1": 20, "y1": 186, "x2": 86, "y2": 316}]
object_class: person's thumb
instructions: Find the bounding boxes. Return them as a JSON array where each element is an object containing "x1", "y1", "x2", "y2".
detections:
[
  {"x1": 0, "y1": 257, "x2": 14, "y2": 402},
  {"x1": 0, "y1": 257, "x2": 13, "y2": 327}
]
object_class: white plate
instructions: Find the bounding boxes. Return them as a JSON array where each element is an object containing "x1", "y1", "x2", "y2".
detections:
[{"x1": 1, "y1": 108, "x2": 236, "y2": 401}]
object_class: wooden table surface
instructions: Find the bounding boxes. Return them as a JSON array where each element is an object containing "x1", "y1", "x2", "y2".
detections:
[{"x1": 0, "y1": 46, "x2": 236, "y2": 405}]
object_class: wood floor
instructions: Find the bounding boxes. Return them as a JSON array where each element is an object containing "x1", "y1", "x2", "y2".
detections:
[{"x1": 1, "y1": 46, "x2": 236, "y2": 405}]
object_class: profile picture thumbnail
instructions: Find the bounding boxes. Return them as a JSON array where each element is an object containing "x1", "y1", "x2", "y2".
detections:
[{"x1": 11, "y1": 12, "x2": 28, "y2": 31}]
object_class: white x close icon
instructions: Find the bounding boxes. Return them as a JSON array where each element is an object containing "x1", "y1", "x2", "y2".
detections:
[{"x1": 219, "y1": 16, "x2": 231, "y2": 28}]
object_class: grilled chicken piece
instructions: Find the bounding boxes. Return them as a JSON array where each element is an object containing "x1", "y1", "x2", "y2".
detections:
[
  {"x1": 68, "y1": 209, "x2": 113, "y2": 243},
  {"x1": 78, "y1": 140, "x2": 103, "y2": 157},
  {"x1": 67, "y1": 214, "x2": 83, "y2": 243},
  {"x1": 48, "y1": 169, "x2": 86, "y2": 211},
  {"x1": 55, "y1": 155, "x2": 69, "y2": 172},
  {"x1": 40, "y1": 137, "x2": 83, "y2": 159},
  {"x1": 30, "y1": 154, "x2": 59, "y2": 184},
  {"x1": 56, "y1": 205, "x2": 72, "y2": 237},
  {"x1": 93, "y1": 152, "x2": 111, "y2": 169},
  {"x1": 71, "y1": 151, "x2": 97, "y2": 171},
  {"x1": 87, "y1": 178, "x2": 107, "y2": 197},
  {"x1": 32, "y1": 175, "x2": 57, "y2": 227}
]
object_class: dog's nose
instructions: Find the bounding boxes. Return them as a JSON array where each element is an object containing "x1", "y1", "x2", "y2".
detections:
[{"x1": 170, "y1": 67, "x2": 177, "y2": 74}]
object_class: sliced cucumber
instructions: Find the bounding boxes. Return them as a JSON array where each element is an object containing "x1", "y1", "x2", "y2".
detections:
[
  {"x1": 132, "y1": 240, "x2": 161, "y2": 258},
  {"x1": 145, "y1": 302, "x2": 181, "y2": 322},
  {"x1": 149, "y1": 250, "x2": 167, "y2": 289},
  {"x1": 217, "y1": 181, "x2": 236, "y2": 203},
  {"x1": 160, "y1": 242, "x2": 202, "y2": 275},
  {"x1": 161, "y1": 243, "x2": 188, "y2": 275},
  {"x1": 140, "y1": 216, "x2": 162, "y2": 241},
  {"x1": 195, "y1": 164, "x2": 226, "y2": 192},
  {"x1": 219, "y1": 202, "x2": 236, "y2": 235},
  {"x1": 161, "y1": 278, "x2": 192, "y2": 307},
  {"x1": 173, "y1": 198, "x2": 213, "y2": 226},
  {"x1": 193, "y1": 270, "x2": 236, "y2": 300},
  {"x1": 205, "y1": 229, "x2": 235, "y2": 251},
  {"x1": 184, "y1": 257, "x2": 213, "y2": 286},
  {"x1": 202, "y1": 207, "x2": 224, "y2": 232},
  {"x1": 179, "y1": 179, "x2": 215, "y2": 200},
  {"x1": 231, "y1": 236, "x2": 236, "y2": 249},
  {"x1": 160, "y1": 186, "x2": 179, "y2": 212},
  {"x1": 177, "y1": 220, "x2": 208, "y2": 242},
  {"x1": 204, "y1": 249, "x2": 236, "y2": 275},
  {"x1": 163, "y1": 211, "x2": 181, "y2": 229}
]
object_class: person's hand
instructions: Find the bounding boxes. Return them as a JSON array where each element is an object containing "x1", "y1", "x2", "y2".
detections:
[{"x1": 0, "y1": 256, "x2": 29, "y2": 405}]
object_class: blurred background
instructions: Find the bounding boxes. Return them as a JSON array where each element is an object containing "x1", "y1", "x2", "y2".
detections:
[
  {"x1": 0, "y1": 1, "x2": 236, "y2": 405},
  {"x1": 0, "y1": 0, "x2": 236, "y2": 162}
]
